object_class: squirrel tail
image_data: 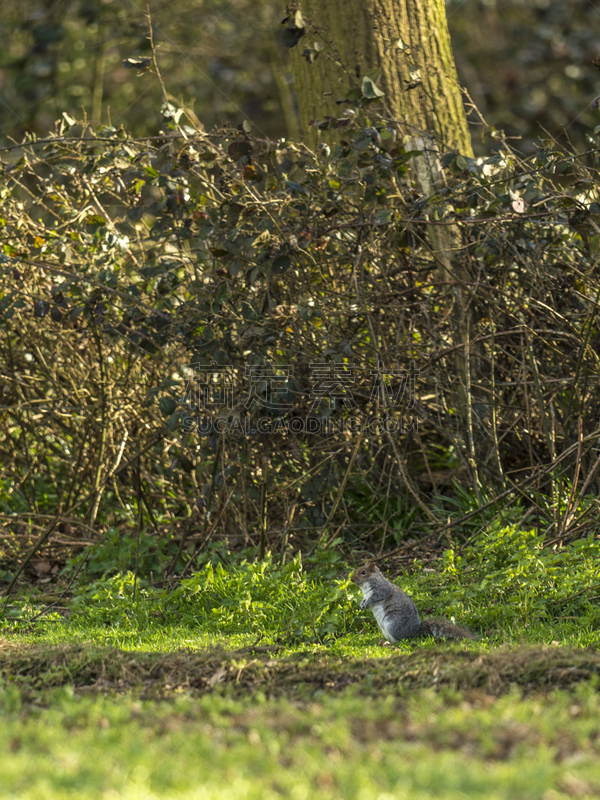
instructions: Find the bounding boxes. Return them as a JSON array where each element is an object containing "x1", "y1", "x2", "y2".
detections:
[{"x1": 419, "y1": 618, "x2": 478, "y2": 641}]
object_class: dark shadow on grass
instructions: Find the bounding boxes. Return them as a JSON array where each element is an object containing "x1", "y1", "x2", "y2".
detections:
[{"x1": 1, "y1": 639, "x2": 599, "y2": 700}]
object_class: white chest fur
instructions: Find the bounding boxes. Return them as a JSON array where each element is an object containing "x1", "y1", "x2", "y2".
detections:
[
  {"x1": 360, "y1": 584, "x2": 395, "y2": 641},
  {"x1": 360, "y1": 584, "x2": 374, "y2": 603}
]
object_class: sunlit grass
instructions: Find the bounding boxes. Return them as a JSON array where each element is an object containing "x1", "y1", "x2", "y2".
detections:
[
  {"x1": 3, "y1": 529, "x2": 600, "y2": 799},
  {"x1": 1, "y1": 683, "x2": 600, "y2": 799}
]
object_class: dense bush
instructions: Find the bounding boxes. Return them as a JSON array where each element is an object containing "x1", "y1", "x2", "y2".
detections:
[{"x1": 1, "y1": 107, "x2": 600, "y2": 578}]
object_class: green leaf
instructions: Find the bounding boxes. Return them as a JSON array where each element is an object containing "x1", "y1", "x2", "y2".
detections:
[
  {"x1": 273, "y1": 254, "x2": 292, "y2": 273},
  {"x1": 374, "y1": 209, "x2": 393, "y2": 225},
  {"x1": 281, "y1": 26, "x2": 305, "y2": 48},
  {"x1": 167, "y1": 410, "x2": 181, "y2": 431},
  {"x1": 361, "y1": 76, "x2": 385, "y2": 99},
  {"x1": 302, "y1": 47, "x2": 319, "y2": 64},
  {"x1": 159, "y1": 397, "x2": 177, "y2": 416}
]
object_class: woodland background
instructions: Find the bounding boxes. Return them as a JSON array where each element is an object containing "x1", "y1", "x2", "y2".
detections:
[{"x1": 1, "y1": 0, "x2": 598, "y2": 153}]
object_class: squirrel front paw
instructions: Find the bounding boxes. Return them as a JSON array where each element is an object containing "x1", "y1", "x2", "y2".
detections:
[{"x1": 360, "y1": 599, "x2": 368, "y2": 609}]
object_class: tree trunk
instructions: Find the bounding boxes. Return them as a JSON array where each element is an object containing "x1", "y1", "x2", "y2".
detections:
[{"x1": 290, "y1": 0, "x2": 473, "y2": 156}]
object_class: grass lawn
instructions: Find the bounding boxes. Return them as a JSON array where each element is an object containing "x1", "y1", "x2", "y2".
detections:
[
  {"x1": 2, "y1": 531, "x2": 600, "y2": 798},
  {"x1": 2, "y1": 635, "x2": 600, "y2": 799}
]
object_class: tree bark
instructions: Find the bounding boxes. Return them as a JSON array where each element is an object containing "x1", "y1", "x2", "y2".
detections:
[{"x1": 291, "y1": 0, "x2": 473, "y2": 156}]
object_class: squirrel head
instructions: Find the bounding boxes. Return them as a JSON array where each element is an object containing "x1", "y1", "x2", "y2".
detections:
[{"x1": 350, "y1": 560, "x2": 379, "y2": 585}]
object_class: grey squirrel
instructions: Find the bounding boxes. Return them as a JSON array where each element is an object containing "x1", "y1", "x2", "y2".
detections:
[{"x1": 350, "y1": 561, "x2": 477, "y2": 642}]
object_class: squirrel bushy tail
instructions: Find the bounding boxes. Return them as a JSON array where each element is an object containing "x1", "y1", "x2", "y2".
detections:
[{"x1": 418, "y1": 618, "x2": 478, "y2": 641}]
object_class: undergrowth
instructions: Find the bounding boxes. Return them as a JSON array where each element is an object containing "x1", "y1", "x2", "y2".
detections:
[{"x1": 2, "y1": 524, "x2": 600, "y2": 650}]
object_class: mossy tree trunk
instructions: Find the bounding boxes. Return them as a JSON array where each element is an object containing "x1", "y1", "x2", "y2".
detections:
[{"x1": 290, "y1": 0, "x2": 473, "y2": 156}]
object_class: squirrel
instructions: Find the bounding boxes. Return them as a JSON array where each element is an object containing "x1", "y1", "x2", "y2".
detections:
[{"x1": 350, "y1": 561, "x2": 477, "y2": 642}]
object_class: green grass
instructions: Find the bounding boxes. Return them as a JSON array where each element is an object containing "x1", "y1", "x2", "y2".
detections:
[
  {"x1": 1, "y1": 682, "x2": 600, "y2": 799},
  {"x1": 2, "y1": 526, "x2": 600, "y2": 798},
  {"x1": 5, "y1": 523, "x2": 600, "y2": 648}
]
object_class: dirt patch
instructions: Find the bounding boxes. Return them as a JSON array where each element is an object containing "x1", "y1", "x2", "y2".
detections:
[{"x1": 1, "y1": 638, "x2": 599, "y2": 699}]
